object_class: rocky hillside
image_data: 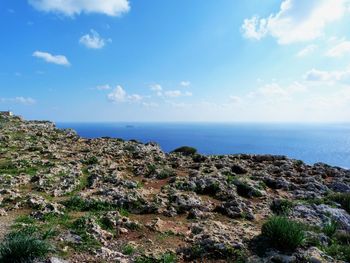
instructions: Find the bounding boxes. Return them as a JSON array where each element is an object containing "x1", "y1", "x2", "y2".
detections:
[{"x1": 0, "y1": 113, "x2": 349, "y2": 263}]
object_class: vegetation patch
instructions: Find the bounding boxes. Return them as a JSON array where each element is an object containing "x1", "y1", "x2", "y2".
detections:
[
  {"x1": 261, "y1": 216, "x2": 305, "y2": 252},
  {"x1": 171, "y1": 146, "x2": 197, "y2": 156},
  {"x1": 0, "y1": 232, "x2": 52, "y2": 263},
  {"x1": 63, "y1": 195, "x2": 119, "y2": 212},
  {"x1": 233, "y1": 179, "x2": 262, "y2": 198},
  {"x1": 156, "y1": 168, "x2": 176, "y2": 179},
  {"x1": 329, "y1": 192, "x2": 350, "y2": 213},
  {"x1": 83, "y1": 156, "x2": 99, "y2": 165},
  {"x1": 135, "y1": 252, "x2": 177, "y2": 263},
  {"x1": 270, "y1": 199, "x2": 294, "y2": 216},
  {"x1": 122, "y1": 244, "x2": 135, "y2": 255}
]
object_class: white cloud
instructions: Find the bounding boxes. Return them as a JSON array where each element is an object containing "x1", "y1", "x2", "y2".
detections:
[
  {"x1": 107, "y1": 85, "x2": 127, "y2": 102},
  {"x1": 164, "y1": 90, "x2": 193, "y2": 98},
  {"x1": 242, "y1": 0, "x2": 350, "y2": 44},
  {"x1": 107, "y1": 85, "x2": 143, "y2": 103},
  {"x1": 164, "y1": 90, "x2": 181, "y2": 98},
  {"x1": 128, "y1": 94, "x2": 142, "y2": 102},
  {"x1": 33, "y1": 51, "x2": 70, "y2": 66},
  {"x1": 304, "y1": 68, "x2": 350, "y2": 83},
  {"x1": 28, "y1": 0, "x2": 130, "y2": 17},
  {"x1": 180, "y1": 81, "x2": 191, "y2": 87},
  {"x1": 96, "y1": 84, "x2": 112, "y2": 90},
  {"x1": 304, "y1": 69, "x2": 331, "y2": 81},
  {"x1": 142, "y1": 102, "x2": 159, "y2": 108},
  {"x1": 80, "y1": 30, "x2": 109, "y2": 49},
  {"x1": 241, "y1": 16, "x2": 268, "y2": 40},
  {"x1": 297, "y1": 44, "x2": 317, "y2": 57},
  {"x1": 0, "y1": 97, "x2": 36, "y2": 105},
  {"x1": 326, "y1": 40, "x2": 350, "y2": 57},
  {"x1": 150, "y1": 84, "x2": 162, "y2": 91}
]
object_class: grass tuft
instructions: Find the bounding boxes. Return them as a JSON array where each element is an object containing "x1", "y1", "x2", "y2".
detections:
[
  {"x1": 329, "y1": 193, "x2": 350, "y2": 213},
  {"x1": 261, "y1": 216, "x2": 305, "y2": 251},
  {"x1": 0, "y1": 232, "x2": 52, "y2": 263}
]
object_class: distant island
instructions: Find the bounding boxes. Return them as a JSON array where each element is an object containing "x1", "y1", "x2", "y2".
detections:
[{"x1": 0, "y1": 112, "x2": 349, "y2": 263}]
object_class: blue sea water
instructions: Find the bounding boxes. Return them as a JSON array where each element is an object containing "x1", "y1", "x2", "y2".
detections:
[{"x1": 56, "y1": 122, "x2": 350, "y2": 168}]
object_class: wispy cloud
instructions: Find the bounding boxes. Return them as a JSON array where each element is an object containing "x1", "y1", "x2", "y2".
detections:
[
  {"x1": 297, "y1": 44, "x2": 317, "y2": 57},
  {"x1": 180, "y1": 81, "x2": 191, "y2": 87},
  {"x1": 33, "y1": 51, "x2": 70, "y2": 66},
  {"x1": 164, "y1": 90, "x2": 192, "y2": 98},
  {"x1": 0, "y1": 97, "x2": 36, "y2": 105},
  {"x1": 242, "y1": 0, "x2": 349, "y2": 44},
  {"x1": 95, "y1": 84, "x2": 112, "y2": 91},
  {"x1": 326, "y1": 40, "x2": 350, "y2": 57},
  {"x1": 80, "y1": 30, "x2": 110, "y2": 49},
  {"x1": 304, "y1": 68, "x2": 350, "y2": 83},
  {"x1": 28, "y1": 0, "x2": 130, "y2": 17}
]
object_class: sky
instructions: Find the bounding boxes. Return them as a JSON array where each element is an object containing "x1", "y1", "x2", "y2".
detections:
[{"x1": 1, "y1": 0, "x2": 350, "y2": 122}]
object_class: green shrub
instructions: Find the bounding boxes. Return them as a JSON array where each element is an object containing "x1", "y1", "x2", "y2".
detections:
[
  {"x1": 261, "y1": 216, "x2": 305, "y2": 251},
  {"x1": 334, "y1": 231, "x2": 350, "y2": 245},
  {"x1": 63, "y1": 196, "x2": 118, "y2": 212},
  {"x1": 324, "y1": 243, "x2": 350, "y2": 262},
  {"x1": 270, "y1": 199, "x2": 294, "y2": 216},
  {"x1": 233, "y1": 179, "x2": 262, "y2": 198},
  {"x1": 135, "y1": 252, "x2": 177, "y2": 263},
  {"x1": 146, "y1": 164, "x2": 157, "y2": 176},
  {"x1": 122, "y1": 244, "x2": 135, "y2": 255},
  {"x1": 156, "y1": 168, "x2": 176, "y2": 179},
  {"x1": 329, "y1": 193, "x2": 350, "y2": 213},
  {"x1": 171, "y1": 146, "x2": 197, "y2": 156},
  {"x1": 83, "y1": 156, "x2": 98, "y2": 165},
  {"x1": 0, "y1": 232, "x2": 51, "y2": 263},
  {"x1": 323, "y1": 220, "x2": 338, "y2": 237},
  {"x1": 70, "y1": 216, "x2": 101, "y2": 251},
  {"x1": 161, "y1": 252, "x2": 177, "y2": 263}
]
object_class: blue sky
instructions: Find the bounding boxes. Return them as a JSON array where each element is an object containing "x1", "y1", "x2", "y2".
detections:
[{"x1": 1, "y1": 0, "x2": 350, "y2": 122}]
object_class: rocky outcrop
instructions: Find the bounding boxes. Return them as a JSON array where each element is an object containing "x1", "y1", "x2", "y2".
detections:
[{"x1": 0, "y1": 114, "x2": 349, "y2": 262}]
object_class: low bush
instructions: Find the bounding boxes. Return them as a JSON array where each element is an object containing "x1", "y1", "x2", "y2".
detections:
[
  {"x1": 270, "y1": 199, "x2": 294, "y2": 216},
  {"x1": 323, "y1": 220, "x2": 338, "y2": 237},
  {"x1": 156, "y1": 168, "x2": 176, "y2": 179},
  {"x1": 233, "y1": 179, "x2": 262, "y2": 198},
  {"x1": 0, "y1": 232, "x2": 51, "y2": 263},
  {"x1": 135, "y1": 252, "x2": 177, "y2": 263},
  {"x1": 261, "y1": 216, "x2": 305, "y2": 251},
  {"x1": 122, "y1": 244, "x2": 135, "y2": 255},
  {"x1": 329, "y1": 193, "x2": 350, "y2": 213},
  {"x1": 171, "y1": 146, "x2": 197, "y2": 156},
  {"x1": 325, "y1": 243, "x2": 350, "y2": 262},
  {"x1": 83, "y1": 156, "x2": 98, "y2": 165},
  {"x1": 63, "y1": 196, "x2": 118, "y2": 212}
]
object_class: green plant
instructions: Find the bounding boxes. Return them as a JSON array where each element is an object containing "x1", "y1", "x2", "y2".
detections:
[
  {"x1": 261, "y1": 216, "x2": 305, "y2": 251},
  {"x1": 270, "y1": 199, "x2": 294, "y2": 216},
  {"x1": 171, "y1": 146, "x2": 197, "y2": 156},
  {"x1": 0, "y1": 232, "x2": 52, "y2": 263},
  {"x1": 134, "y1": 252, "x2": 177, "y2": 263},
  {"x1": 69, "y1": 216, "x2": 101, "y2": 251},
  {"x1": 323, "y1": 220, "x2": 338, "y2": 237},
  {"x1": 329, "y1": 193, "x2": 350, "y2": 213},
  {"x1": 234, "y1": 179, "x2": 262, "y2": 198},
  {"x1": 324, "y1": 243, "x2": 350, "y2": 262},
  {"x1": 63, "y1": 196, "x2": 118, "y2": 212},
  {"x1": 122, "y1": 244, "x2": 135, "y2": 255},
  {"x1": 83, "y1": 156, "x2": 98, "y2": 165},
  {"x1": 160, "y1": 252, "x2": 177, "y2": 263},
  {"x1": 157, "y1": 168, "x2": 176, "y2": 179}
]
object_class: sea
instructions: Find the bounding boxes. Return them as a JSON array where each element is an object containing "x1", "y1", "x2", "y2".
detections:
[{"x1": 56, "y1": 122, "x2": 350, "y2": 169}]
